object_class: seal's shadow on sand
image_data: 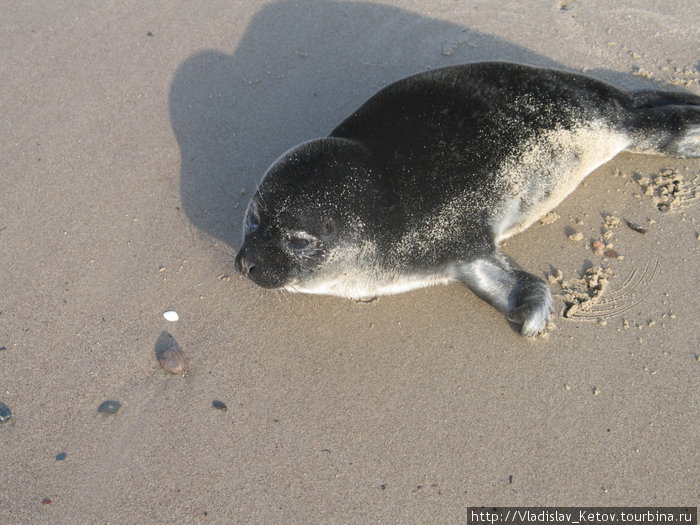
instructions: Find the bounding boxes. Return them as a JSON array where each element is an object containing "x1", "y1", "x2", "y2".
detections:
[{"x1": 169, "y1": 0, "x2": 653, "y2": 249}]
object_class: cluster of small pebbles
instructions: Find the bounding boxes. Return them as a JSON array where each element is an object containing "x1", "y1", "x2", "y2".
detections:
[
  {"x1": 567, "y1": 214, "x2": 626, "y2": 259},
  {"x1": 93, "y1": 332, "x2": 226, "y2": 419}
]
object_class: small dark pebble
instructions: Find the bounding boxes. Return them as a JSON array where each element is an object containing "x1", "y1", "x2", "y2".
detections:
[
  {"x1": 508, "y1": 475, "x2": 513, "y2": 483},
  {"x1": 146, "y1": 31, "x2": 154, "y2": 36},
  {"x1": 625, "y1": 220, "x2": 647, "y2": 234},
  {"x1": 42, "y1": 498, "x2": 52, "y2": 505},
  {"x1": 380, "y1": 484, "x2": 386, "y2": 490},
  {"x1": 0, "y1": 401, "x2": 12, "y2": 423},
  {"x1": 155, "y1": 332, "x2": 187, "y2": 374},
  {"x1": 212, "y1": 400, "x2": 227, "y2": 411},
  {"x1": 98, "y1": 400, "x2": 121, "y2": 415},
  {"x1": 603, "y1": 249, "x2": 618, "y2": 258},
  {"x1": 55, "y1": 452, "x2": 67, "y2": 461},
  {"x1": 0, "y1": 346, "x2": 7, "y2": 351}
]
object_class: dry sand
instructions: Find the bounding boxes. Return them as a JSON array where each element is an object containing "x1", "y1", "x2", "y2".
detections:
[{"x1": 1, "y1": 1, "x2": 698, "y2": 522}]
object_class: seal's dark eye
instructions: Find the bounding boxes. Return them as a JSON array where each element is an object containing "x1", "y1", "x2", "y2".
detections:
[
  {"x1": 288, "y1": 237, "x2": 309, "y2": 249},
  {"x1": 286, "y1": 231, "x2": 317, "y2": 251}
]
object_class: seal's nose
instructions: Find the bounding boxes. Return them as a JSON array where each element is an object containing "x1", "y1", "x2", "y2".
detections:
[
  {"x1": 234, "y1": 244, "x2": 284, "y2": 289},
  {"x1": 235, "y1": 245, "x2": 262, "y2": 278},
  {"x1": 234, "y1": 246, "x2": 253, "y2": 275}
]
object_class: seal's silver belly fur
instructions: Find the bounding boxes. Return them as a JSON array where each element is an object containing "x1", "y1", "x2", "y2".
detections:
[{"x1": 235, "y1": 62, "x2": 700, "y2": 336}]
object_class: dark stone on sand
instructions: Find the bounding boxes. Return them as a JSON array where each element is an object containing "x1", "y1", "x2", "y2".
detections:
[
  {"x1": 155, "y1": 331, "x2": 188, "y2": 374},
  {"x1": 98, "y1": 400, "x2": 121, "y2": 415},
  {"x1": 625, "y1": 220, "x2": 647, "y2": 234},
  {"x1": 56, "y1": 452, "x2": 67, "y2": 461},
  {"x1": 0, "y1": 401, "x2": 12, "y2": 423},
  {"x1": 212, "y1": 400, "x2": 227, "y2": 411}
]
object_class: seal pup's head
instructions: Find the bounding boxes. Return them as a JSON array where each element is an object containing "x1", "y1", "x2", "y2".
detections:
[{"x1": 235, "y1": 137, "x2": 381, "y2": 291}]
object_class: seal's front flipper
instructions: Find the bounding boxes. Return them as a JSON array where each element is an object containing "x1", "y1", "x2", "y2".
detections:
[{"x1": 451, "y1": 253, "x2": 552, "y2": 336}]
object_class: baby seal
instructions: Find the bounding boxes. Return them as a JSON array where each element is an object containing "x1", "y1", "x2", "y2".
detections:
[{"x1": 235, "y1": 62, "x2": 699, "y2": 336}]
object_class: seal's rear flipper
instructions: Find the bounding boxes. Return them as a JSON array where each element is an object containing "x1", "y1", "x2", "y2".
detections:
[
  {"x1": 451, "y1": 253, "x2": 552, "y2": 337},
  {"x1": 628, "y1": 91, "x2": 700, "y2": 158}
]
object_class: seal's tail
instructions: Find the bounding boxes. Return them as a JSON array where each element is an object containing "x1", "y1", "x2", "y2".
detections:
[{"x1": 627, "y1": 90, "x2": 700, "y2": 158}]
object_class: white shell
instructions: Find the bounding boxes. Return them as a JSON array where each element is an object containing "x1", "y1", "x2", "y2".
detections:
[{"x1": 163, "y1": 310, "x2": 179, "y2": 322}]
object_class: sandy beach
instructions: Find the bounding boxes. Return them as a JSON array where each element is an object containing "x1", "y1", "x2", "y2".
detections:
[{"x1": 1, "y1": 0, "x2": 698, "y2": 522}]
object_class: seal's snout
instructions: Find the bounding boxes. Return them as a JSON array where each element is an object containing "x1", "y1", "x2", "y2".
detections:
[
  {"x1": 234, "y1": 246, "x2": 253, "y2": 276},
  {"x1": 235, "y1": 244, "x2": 284, "y2": 289}
]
